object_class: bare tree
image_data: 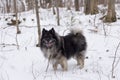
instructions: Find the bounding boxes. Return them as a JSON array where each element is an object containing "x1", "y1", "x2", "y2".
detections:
[
  {"x1": 80, "y1": 0, "x2": 84, "y2": 7},
  {"x1": 25, "y1": 0, "x2": 34, "y2": 11},
  {"x1": 84, "y1": 0, "x2": 91, "y2": 14},
  {"x1": 46, "y1": 0, "x2": 52, "y2": 8},
  {"x1": 52, "y1": 0, "x2": 56, "y2": 15},
  {"x1": 55, "y1": 0, "x2": 60, "y2": 26},
  {"x1": 39, "y1": 0, "x2": 51, "y2": 8},
  {"x1": 74, "y1": 0, "x2": 80, "y2": 11},
  {"x1": 35, "y1": 0, "x2": 41, "y2": 47},
  {"x1": 39, "y1": 0, "x2": 45, "y2": 8},
  {"x1": 84, "y1": 0, "x2": 98, "y2": 15},
  {"x1": 13, "y1": 0, "x2": 21, "y2": 34},
  {"x1": 6, "y1": 0, "x2": 10, "y2": 13},
  {"x1": 90, "y1": 0, "x2": 98, "y2": 14},
  {"x1": 116, "y1": 0, "x2": 120, "y2": 3},
  {"x1": 59, "y1": 0, "x2": 63, "y2": 7},
  {"x1": 104, "y1": 0, "x2": 117, "y2": 22},
  {"x1": 98, "y1": 0, "x2": 107, "y2": 6},
  {"x1": 66, "y1": 0, "x2": 72, "y2": 10},
  {"x1": 19, "y1": 0, "x2": 25, "y2": 12}
]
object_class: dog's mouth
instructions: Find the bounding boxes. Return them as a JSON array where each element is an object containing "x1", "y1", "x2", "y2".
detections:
[
  {"x1": 46, "y1": 43, "x2": 54, "y2": 48},
  {"x1": 43, "y1": 39, "x2": 56, "y2": 48}
]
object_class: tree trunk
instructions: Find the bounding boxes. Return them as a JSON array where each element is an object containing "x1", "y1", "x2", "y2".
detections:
[
  {"x1": 80, "y1": 0, "x2": 84, "y2": 7},
  {"x1": 52, "y1": 0, "x2": 56, "y2": 15},
  {"x1": 84, "y1": 0, "x2": 98, "y2": 15},
  {"x1": 74, "y1": 0, "x2": 80, "y2": 11},
  {"x1": 45, "y1": 0, "x2": 52, "y2": 8},
  {"x1": 105, "y1": 0, "x2": 117, "y2": 22},
  {"x1": 90, "y1": 0, "x2": 98, "y2": 14},
  {"x1": 84, "y1": 0, "x2": 90, "y2": 14},
  {"x1": 116, "y1": 0, "x2": 120, "y2": 3},
  {"x1": 35, "y1": 0, "x2": 41, "y2": 47},
  {"x1": 98, "y1": 0, "x2": 107, "y2": 6},
  {"x1": 19, "y1": 0, "x2": 25, "y2": 12},
  {"x1": 59, "y1": 0, "x2": 63, "y2": 7},
  {"x1": 103, "y1": 0, "x2": 107, "y2": 6},
  {"x1": 6, "y1": 0, "x2": 10, "y2": 13},
  {"x1": 13, "y1": 0, "x2": 21, "y2": 34},
  {"x1": 55, "y1": 0, "x2": 60, "y2": 26},
  {"x1": 26, "y1": 0, "x2": 33, "y2": 11},
  {"x1": 66, "y1": 0, "x2": 72, "y2": 10}
]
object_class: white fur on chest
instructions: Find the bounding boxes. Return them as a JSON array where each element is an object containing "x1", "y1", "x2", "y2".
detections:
[
  {"x1": 42, "y1": 49, "x2": 51, "y2": 58},
  {"x1": 42, "y1": 48, "x2": 57, "y2": 58}
]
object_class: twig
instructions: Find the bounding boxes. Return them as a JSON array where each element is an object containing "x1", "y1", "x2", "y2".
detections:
[
  {"x1": 114, "y1": 57, "x2": 120, "y2": 69},
  {"x1": 45, "y1": 55, "x2": 51, "y2": 72},
  {"x1": 102, "y1": 22, "x2": 107, "y2": 36},
  {"x1": 43, "y1": 55, "x2": 51, "y2": 80},
  {"x1": 43, "y1": 55, "x2": 52, "y2": 80},
  {"x1": 31, "y1": 62, "x2": 42, "y2": 80},
  {"x1": 97, "y1": 71, "x2": 101, "y2": 80},
  {"x1": 6, "y1": 71, "x2": 9, "y2": 80},
  {"x1": 111, "y1": 41, "x2": 120, "y2": 78},
  {"x1": 15, "y1": 33, "x2": 19, "y2": 50},
  {"x1": 32, "y1": 62, "x2": 36, "y2": 80},
  {"x1": 94, "y1": 14, "x2": 97, "y2": 28},
  {"x1": 0, "y1": 43, "x2": 17, "y2": 46}
]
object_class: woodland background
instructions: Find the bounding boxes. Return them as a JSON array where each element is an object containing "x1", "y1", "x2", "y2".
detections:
[{"x1": 0, "y1": 0, "x2": 120, "y2": 80}]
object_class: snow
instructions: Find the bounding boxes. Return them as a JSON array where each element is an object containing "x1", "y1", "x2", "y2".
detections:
[{"x1": 0, "y1": 7, "x2": 120, "y2": 80}]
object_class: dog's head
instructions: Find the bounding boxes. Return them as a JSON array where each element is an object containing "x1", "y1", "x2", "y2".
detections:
[{"x1": 41, "y1": 28, "x2": 58, "y2": 48}]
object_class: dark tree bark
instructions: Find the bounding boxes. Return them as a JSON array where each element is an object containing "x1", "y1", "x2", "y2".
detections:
[
  {"x1": 45, "y1": 0, "x2": 52, "y2": 8},
  {"x1": 52, "y1": 0, "x2": 56, "y2": 15},
  {"x1": 74, "y1": 0, "x2": 80, "y2": 11},
  {"x1": 59, "y1": 0, "x2": 63, "y2": 7},
  {"x1": 98, "y1": 0, "x2": 107, "y2": 6},
  {"x1": 90, "y1": 0, "x2": 98, "y2": 14},
  {"x1": 35, "y1": 0, "x2": 41, "y2": 47},
  {"x1": 66, "y1": 0, "x2": 72, "y2": 10},
  {"x1": 116, "y1": 0, "x2": 120, "y2": 3},
  {"x1": 84, "y1": 0, "x2": 90, "y2": 14},
  {"x1": 80, "y1": 0, "x2": 84, "y2": 7},
  {"x1": 104, "y1": 0, "x2": 117, "y2": 22},
  {"x1": 84, "y1": 0, "x2": 98, "y2": 15},
  {"x1": 6, "y1": 0, "x2": 10, "y2": 13},
  {"x1": 25, "y1": 0, "x2": 34, "y2": 11},
  {"x1": 13, "y1": 0, "x2": 21, "y2": 34},
  {"x1": 55, "y1": 0, "x2": 60, "y2": 26},
  {"x1": 19, "y1": 0, "x2": 25, "y2": 12}
]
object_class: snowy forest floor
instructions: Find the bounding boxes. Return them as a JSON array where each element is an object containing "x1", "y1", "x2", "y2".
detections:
[{"x1": 0, "y1": 7, "x2": 120, "y2": 80}]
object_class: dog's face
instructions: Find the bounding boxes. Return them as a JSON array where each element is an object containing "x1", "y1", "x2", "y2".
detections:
[{"x1": 41, "y1": 28, "x2": 58, "y2": 49}]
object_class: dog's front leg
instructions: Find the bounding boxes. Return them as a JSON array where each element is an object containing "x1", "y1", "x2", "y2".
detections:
[
  {"x1": 76, "y1": 55, "x2": 85, "y2": 69},
  {"x1": 60, "y1": 56, "x2": 68, "y2": 71},
  {"x1": 53, "y1": 62, "x2": 58, "y2": 71}
]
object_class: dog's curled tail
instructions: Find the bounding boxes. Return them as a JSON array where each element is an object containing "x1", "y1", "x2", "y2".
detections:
[{"x1": 70, "y1": 27, "x2": 83, "y2": 35}]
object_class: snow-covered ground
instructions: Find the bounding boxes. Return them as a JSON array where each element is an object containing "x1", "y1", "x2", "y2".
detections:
[{"x1": 0, "y1": 7, "x2": 120, "y2": 80}]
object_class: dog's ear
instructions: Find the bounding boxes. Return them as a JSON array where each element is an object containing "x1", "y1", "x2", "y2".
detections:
[
  {"x1": 42, "y1": 28, "x2": 47, "y2": 34},
  {"x1": 50, "y1": 28, "x2": 55, "y2": 34}
]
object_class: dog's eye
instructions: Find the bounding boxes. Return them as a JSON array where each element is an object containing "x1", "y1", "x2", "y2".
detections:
[{"x1": 42, "y1": 39, "x2": 47, "y2": 43}]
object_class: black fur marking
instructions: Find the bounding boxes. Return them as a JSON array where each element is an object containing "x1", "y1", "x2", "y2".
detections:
[{"x1": 62, "y1": 32, "x2": 87, "y2": 59}]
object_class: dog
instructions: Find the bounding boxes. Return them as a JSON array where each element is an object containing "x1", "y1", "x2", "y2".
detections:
[{"x1": 40, "y1": 28, "x2": 87, "y2": 71}]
